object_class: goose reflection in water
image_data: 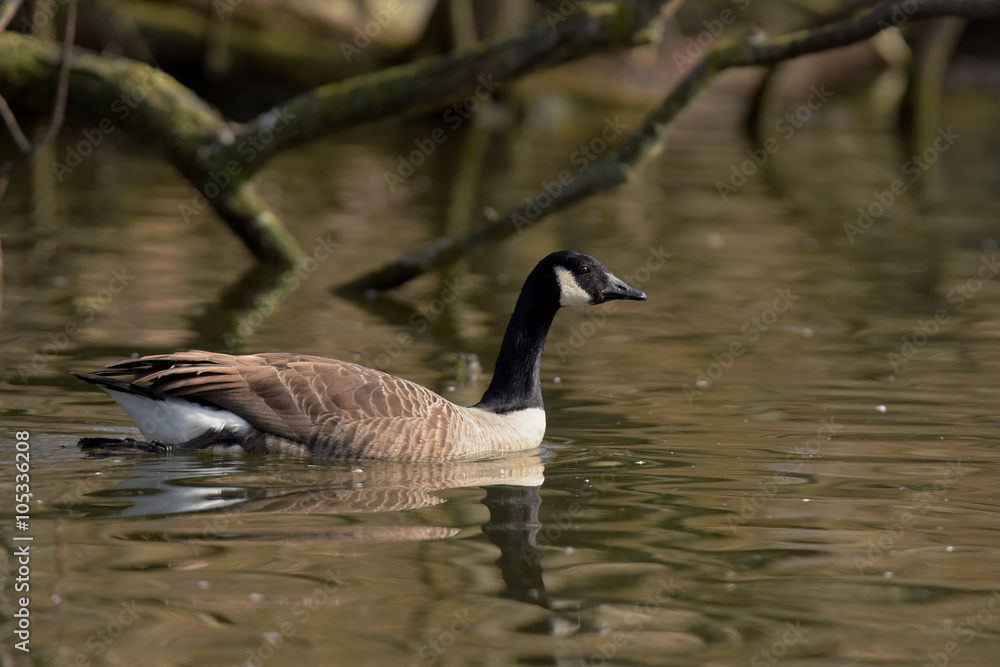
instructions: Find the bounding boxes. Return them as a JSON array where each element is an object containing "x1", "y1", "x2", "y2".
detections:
[{"x1": 72, "y1": 450, "x2": 549, "y2": 607}]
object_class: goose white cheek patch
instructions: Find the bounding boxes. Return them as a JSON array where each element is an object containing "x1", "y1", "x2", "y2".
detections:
[{"x1": 554, "y1": 266, "x2": 592, "y2": 307}]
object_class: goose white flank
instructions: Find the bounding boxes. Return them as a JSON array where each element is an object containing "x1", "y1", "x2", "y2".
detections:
[{"x1": 74, "y1": 250, "x2": 646, "y2": 461}]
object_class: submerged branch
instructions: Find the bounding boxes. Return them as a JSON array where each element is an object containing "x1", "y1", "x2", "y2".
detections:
[{"x1": 339, "y1": 0, "x2": 1000, "y2": 294}]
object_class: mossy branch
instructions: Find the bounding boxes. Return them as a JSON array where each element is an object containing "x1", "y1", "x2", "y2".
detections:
[
  {"x1": 0, "y1": 31, "x2": 304, "y2": 265},
  {"x1": 0, "y1": 1, "x2": 668, "y2": 265},
  {"x1": 339, "y1": 0, "x2": 1000, "y2": 294},
  {"x1": 221, "y1": 0, "x2": 668, "y2": 172}
]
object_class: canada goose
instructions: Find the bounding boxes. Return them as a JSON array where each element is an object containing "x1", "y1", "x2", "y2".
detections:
[{"x1": 73, "y1": 250, "x2": 646, "y2": 461}]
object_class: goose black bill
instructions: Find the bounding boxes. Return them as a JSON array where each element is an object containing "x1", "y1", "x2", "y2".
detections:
[{"x1": 602, "y1": 275, "x2": 647, "y2": 302}]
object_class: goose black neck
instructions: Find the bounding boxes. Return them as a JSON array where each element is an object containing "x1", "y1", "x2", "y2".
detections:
[{"x1": 475, "y1": 283, "x2": 559, "y2": 414}]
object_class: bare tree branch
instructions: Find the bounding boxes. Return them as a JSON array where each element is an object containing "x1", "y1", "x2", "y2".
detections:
[{"x1": 337, "y1": 0, "x2": 1000, "y2": 294}]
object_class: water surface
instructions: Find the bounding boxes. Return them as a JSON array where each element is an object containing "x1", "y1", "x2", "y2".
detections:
[{"x1": 2, "y1": 83, "x2": 1000, "y2": 666}]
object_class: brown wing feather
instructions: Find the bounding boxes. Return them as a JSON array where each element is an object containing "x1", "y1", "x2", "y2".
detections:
[{"x1": 102, "y1": 351, "x2": 458, "y2": 449}]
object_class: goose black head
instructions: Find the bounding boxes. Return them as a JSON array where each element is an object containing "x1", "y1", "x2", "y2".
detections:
[{"x1": 537, "y1": 250, "x2": 647, "y2": 308}]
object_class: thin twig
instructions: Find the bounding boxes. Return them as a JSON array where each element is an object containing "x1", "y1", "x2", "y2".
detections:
[
  {"x1": 0, "y1": 0, "x2": 29, "y2": 155},
  {"x1": 0, "y1": 0, "x2": 26, "y2": 294},
  {"x1": 0, "y1": 0, "x2": 77, "y2": 182},
  {"x1": 0, "y1": 0, "x2": 25, "y2": 32},
  {"x1": 37, "y1": 0, "x2": 76, "y2": 148},
  {"x1": 0, "y1": 93, "x2": 30, "y2": 152}
]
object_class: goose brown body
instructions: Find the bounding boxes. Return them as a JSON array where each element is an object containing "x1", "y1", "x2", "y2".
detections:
[
  {"x1": 74, "y1": 250, "x2": 646, "y2": 461},
  {"x1": 99, "y1": 350, "x2": 544, "y2": 461}
]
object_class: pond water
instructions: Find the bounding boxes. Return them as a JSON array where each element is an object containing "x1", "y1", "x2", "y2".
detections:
[{"x1": 2, "y1": 77, "x2": 1000, "y2": 667}]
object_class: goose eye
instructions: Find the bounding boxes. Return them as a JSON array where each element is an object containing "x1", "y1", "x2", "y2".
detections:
[{"x1": 578, "y1": 265, "x2": 590, "y2": 275}]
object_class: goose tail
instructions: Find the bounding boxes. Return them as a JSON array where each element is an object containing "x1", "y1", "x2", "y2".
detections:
[{"x1": 71, "y1": 372, "x2": 251, "y2": 445}]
